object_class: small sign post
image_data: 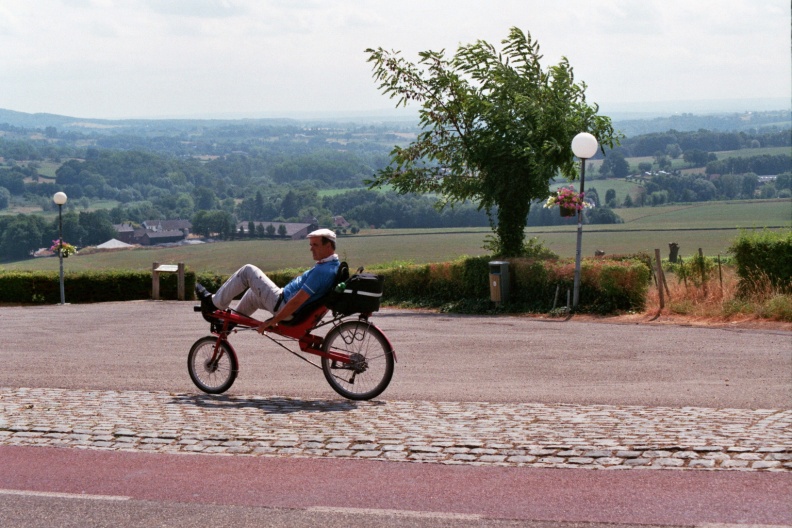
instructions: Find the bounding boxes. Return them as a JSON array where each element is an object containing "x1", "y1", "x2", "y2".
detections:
[{"x1": 152, "y1": 262, "x2": 185, "y2": 300}]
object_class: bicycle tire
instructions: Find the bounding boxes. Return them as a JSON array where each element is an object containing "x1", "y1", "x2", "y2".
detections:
[
  {"x1": 321, "y1": 320, "x2": 394, "y2": 400},
  {"x1": 188, "y1": 336, "x2": 238, "y2": 394}
]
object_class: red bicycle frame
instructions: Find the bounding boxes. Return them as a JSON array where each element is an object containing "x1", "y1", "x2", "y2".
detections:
[
  {"x1": 190, "y1": 297, "x2": 396, "y2": 400},
  {"x1": 204, "y1": 305, "x2": 365, "y2": 365}
]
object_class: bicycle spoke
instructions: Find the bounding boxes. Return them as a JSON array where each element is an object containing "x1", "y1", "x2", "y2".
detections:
[{"x1": 321, "y1": 321, "x2": 394, "y2": 400}]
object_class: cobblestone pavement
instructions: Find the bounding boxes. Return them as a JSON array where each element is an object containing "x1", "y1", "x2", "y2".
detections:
[{"x1": 1, "y1": 387, "x2": 790, "y2": 472}]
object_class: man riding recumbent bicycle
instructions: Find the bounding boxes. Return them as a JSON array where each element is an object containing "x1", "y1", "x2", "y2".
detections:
[{"x1": 189, "y1": 229, "x2": 395, "y2": 401}]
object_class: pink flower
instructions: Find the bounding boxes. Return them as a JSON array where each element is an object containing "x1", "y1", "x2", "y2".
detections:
[{"x1": 544, "y1": 186, "x2": 589, "y2": 210}]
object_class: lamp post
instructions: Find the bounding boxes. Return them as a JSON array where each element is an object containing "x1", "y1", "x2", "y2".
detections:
[
  {"x1": 53, "y1": 192, "x2": 68, "y2": 305},
  {"x1": 570, "y1": 132, "x2": 598, "y2": 310}
]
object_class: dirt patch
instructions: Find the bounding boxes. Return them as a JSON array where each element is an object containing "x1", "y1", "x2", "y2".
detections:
[{"x1": 391, "y1": 304, "x2": 791, "y2": 331}]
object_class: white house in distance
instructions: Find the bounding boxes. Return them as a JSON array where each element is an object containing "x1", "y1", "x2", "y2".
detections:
[
  {"x1": 142, "y1": 219, "x2": 192, "y2": 234},
  {"x1": 95, "y1": 239, "x2": 134, "y2": 249}
]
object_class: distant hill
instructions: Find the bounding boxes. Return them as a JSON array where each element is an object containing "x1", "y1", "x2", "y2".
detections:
[
  {"x1": 613, "y1": 110, "x2": 791, "y2": 137},
  {"x1": 0, "y1": 108, "x2": 82, "y2": 129},
  {"x1": 2, "y1": 105, "x2": 791, "y2": 138},
  {"x1": 0, "y1": 108, "x2": 301, "y2": 135}
]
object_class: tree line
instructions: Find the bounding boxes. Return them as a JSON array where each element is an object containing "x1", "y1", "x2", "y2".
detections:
[
  {"x1": 1, "y1": 109, "x2": 789, "y2": 260},
  {"x1": 706, "y1": 154, "x2": 791, "y2": 177},
  {"x1": 607, "y1": 128, "x2": 791, "y2": 159},
  {"x1": 611, "y1": 172, "x2": 790, "y2": 208},
  {"x1": 0, "y1": 209, "x2": 117, "y2": 261}
]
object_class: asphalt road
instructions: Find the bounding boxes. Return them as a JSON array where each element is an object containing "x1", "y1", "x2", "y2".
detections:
[
  {"x1": 2, "y1": 445, "x2": 790, "y2": 528},
  {"x1": 0, "y1": 301, "x2": 789, "y2": 408},
  {"x1": 1, "y1": 301, "x2": 790, "y2": 527}
]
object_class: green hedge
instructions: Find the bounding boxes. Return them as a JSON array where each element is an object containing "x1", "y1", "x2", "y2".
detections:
[
  {"x1": 728, "y1": 229, "x2": 792, "y2": 295},
  {"x1": 377, "y1": 255, "x2": 651, "y2": 314},
  {"x1": 1, "y1": 257, "x2": 651, "y2": 314},
  {"x1": 0, "y1": 270, "x2": 197, "y2": 304}
]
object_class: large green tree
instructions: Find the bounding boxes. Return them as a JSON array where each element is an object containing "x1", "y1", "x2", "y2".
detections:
[
  {"x1": 192, "y1": 210, "x2": 234, "y2": 238},
  {"x1": 600, "y1": 152, "x2": 630, "y2": 178},
  {"x1": 0, "y1": 214, "x2": 47, "y2": 260},
  {"x1": 77, "y1": 210, "x2": 118, "y2": 246},
  {"x1": 366, "y1": 27, "x2": 618, "y2": 256}
]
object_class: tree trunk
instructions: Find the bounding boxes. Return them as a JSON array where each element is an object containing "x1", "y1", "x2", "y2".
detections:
[{"x1": 495, "y1": 201, "x2": 531, "y2": 257}]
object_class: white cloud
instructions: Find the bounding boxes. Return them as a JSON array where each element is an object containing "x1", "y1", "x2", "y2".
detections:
[
  {"x1": 139, "y1": 0, "x2": 250, "y2": 18},
  {"x1": 0, "y1": 0, "x2": 788, "y2": 118}
]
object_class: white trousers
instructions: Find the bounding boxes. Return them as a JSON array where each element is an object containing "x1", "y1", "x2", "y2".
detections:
[{"x1": 212, "y1": 264, "x2": 282, "y2": 316}]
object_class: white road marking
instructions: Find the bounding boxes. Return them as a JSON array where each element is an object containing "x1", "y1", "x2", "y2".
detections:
[
  {"x1": 308, "y1": 506, "x2": 483, "y2": 520},
  {"x1": 698, "y1": 524, "x2": 792, "y2": 528},
  {"x1": 0, "y1": 489, "x2": 131, "y2": 501}
]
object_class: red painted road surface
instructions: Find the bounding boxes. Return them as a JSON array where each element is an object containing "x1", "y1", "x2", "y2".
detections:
[{"x1": 2, "y1": 446, "x2": 790, "y2": 525}]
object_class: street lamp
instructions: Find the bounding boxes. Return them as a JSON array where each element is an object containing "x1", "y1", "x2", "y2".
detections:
[
  {"x1": 53, "y1": 191, "x2": 68, "y2": 305},
  {"x1": 570, "y1": 132, "x2": 598, "y2": 310}
]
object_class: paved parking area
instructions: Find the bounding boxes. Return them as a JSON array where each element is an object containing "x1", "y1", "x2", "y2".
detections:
[
  {"x1": 2, "y1": 303, "x2": 791, "y2": 479},
  {"x1": 1, "y1": 303, "x2": 791, "y2": 408},
  {"x1": 2, "y1": 387, "x2": 790, "y2": 471}
]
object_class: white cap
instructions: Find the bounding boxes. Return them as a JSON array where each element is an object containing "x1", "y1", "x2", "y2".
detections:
[{"x1": 307, "y1": 228, "x2": 336, "y2": 241}]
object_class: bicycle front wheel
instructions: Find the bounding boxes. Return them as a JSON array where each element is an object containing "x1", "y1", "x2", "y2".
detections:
[
  {"x1": 321, "y1": 320, "x2": 394, "y2": 401},
  {"x1": 188, "y1": 336, "x2": 238, "y2": 394}
]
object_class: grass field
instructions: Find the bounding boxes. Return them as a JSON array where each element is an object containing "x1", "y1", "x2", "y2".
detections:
[
  {"x1": 585, "y1": 178, "x2": 638, "y2": 199},
  {"x1": 533, "y1": 199, "x2": 790, "y2": 259},
  {"x1": 317, "y1": 184, "x2": 395, "y2": 197},
  {"x1": 34, "y1": 161, "x2": 61, "y2": 178},
  {"x1": 3, "y1": 199, "x2": 788, "y2": 276},
  {"x1": 0, "y1": 233, "x2": 491, "y2": 275},
  {"x1": 553, "y1": 178, "x2": 640, "y2": 205},
  {"x1": 613, "y1": 199, "x2": 790, "y2": 227},
  {"x1": 0, "y1": 199, "x2": 121, "y2": 217},
  {"x1": 717, "y1": 146, "x2": 792, "y2": 159}
]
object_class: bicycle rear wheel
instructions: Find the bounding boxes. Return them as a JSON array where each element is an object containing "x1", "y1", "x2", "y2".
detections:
[
  {"x1": 321, "y1": 320, "x2": 394, "y2": 401},
  {"x1": 188, "y1": 336, "x2": 238, "y2": 394}
]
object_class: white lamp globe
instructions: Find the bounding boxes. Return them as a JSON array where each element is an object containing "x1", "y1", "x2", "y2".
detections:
[
  {"x1": 53, "y1": 192, "x2": 68, "y2": 205},
  {"x1": 571, "y1": 132, "x2": 599, "y2": 159}
]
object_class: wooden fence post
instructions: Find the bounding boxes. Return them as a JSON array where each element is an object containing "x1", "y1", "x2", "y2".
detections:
[
  {"x1": 654, "y1": 249, "x2": 665, "y2": 310},
  {"x1": 177, "y1": 262, "x2": 185, "y2": 301},
  {"x1": 699, "y1": 248, "x2": 708, "y2": 296},
  {"x1": 152, "y1": 262, "x2": 160, "y2": 300},
  {"x1": 717, "y1": 253, "x2": 723, "y2": 296}
]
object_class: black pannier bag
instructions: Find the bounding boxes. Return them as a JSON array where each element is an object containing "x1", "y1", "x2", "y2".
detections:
[{"x1": 326, "y1": 272, "x2": 384, "y2": 315}]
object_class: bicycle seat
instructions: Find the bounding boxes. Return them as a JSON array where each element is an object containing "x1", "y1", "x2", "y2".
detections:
[{"x1": 278, "y1": 297, "x2": 328, "y2": 326}]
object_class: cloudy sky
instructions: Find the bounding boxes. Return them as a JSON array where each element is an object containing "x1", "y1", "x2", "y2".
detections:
[{"x1": 1, "y1": 0, "x2": 789, "y2": 119}]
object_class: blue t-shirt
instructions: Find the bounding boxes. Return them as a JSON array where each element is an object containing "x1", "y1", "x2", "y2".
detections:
[{"x1": 282, "y1": 257, "x2": 340, "y2": 308}]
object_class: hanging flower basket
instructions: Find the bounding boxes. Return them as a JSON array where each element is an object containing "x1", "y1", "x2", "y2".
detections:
[
  {"x1": 49, "y1": 240, "x2": 77, "y2": 258},
  {"x1": 544, "y1": 186, "x2": 590, "y2": 216},
  {"x1": 559, "y1": 206, "x2": 577, "y2": 217}
]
